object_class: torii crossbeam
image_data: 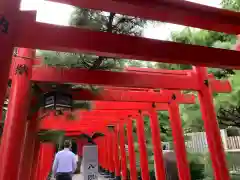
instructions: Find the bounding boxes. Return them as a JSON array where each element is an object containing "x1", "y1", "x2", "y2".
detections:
[{"x1": 0, "y1": 0, "x2": 237, "y2": 177}]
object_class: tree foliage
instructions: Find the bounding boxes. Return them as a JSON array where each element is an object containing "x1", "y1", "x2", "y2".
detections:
[
  {"x1": 169, "y1": 6, "x2": 240, "y2": 129},
  {"x1": 171, "y1": 27, "x2": 236, "y2": 78},
  {"x1": 214, "y1": 71, "x2": 240, "y2": 127},
  {"x1": 2, "y1": 1, "x2": 240, "y2": 179},
  {"x1": 39, "y1": 9, "x2": 146, "y2": 69},
  {"x1": 222, "y1": 0, "x2": 240, "y2": 11}
]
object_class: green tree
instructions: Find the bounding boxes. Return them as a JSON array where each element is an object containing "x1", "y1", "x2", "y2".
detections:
[
  {"x1": 168, "y1": 1, "x2": 240, "y2": 178},
  {"x1": 215, "y1": 71, "x2": 240, "y2": 127},
  {"x1": 222, "y1": 0, "x2": 240, "y2": 11},
  {"x1": 218, "y1": 0, "x2": 240, "y2": 128},
  {"x1": 170, "y1": 27, "x2": 236, "y2": 78},
  {"x1": 169, "y1": 16, "x2": 240, "y2": 130},
  {"x1": 39, "y1": 9, "x2": 146, "y2": 69}
]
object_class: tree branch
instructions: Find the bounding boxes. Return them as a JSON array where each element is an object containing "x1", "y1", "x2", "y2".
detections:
[
  {"x1": 90, "y1": 12, "x2": 116, "y2": 69},
  {"x1": 217, "y1": 106, "x2": 240, "y2": 128}
]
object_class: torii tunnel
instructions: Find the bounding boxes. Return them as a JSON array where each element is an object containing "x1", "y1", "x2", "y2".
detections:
[{"x1": 1, "y1": 0, "x2": 240, "y2": 180}]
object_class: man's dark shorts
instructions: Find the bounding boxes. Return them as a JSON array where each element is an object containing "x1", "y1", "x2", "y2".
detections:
[{"x1": 56, "y1": 172, "x2": 72, "y2": 180}]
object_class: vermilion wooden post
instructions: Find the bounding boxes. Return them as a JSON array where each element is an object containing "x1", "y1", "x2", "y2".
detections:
[
  {"x1": 95, "y1": 138, "x2": 100, "y2": 169},
  {"x1": 119, "y1": 123, "x2": 127, "y2": 180},
  {"x1": 18, "y1": 49, "x2": 37, "y2": 180},
  {"x1": 136, "y1": 112, "x2": 150, "y2": 180},
  {"x1": 30, "y1": 139, "x2": 41, "y2": 180},
  {"x1": 95, "y1": 137, "x2": 105, "y2": 173},
  {"x1": 18, "y1": 113, "x2": 39, "y2": 180},
  {"x1": 194, "y1": 67, "x2": 230, "y2": 180},
  {"x1": 114, "y1": 129, "x2": 121, "y2": 180},
  {"x1": 109, "y1": 133, "x2": 115, "y2": 178},
  {"x1": 76, "y1": 139, "x2": 84, "y2": 158},
  {"x1": 102, "y1": 139, "x2": 107, "y2": 171},
  {"x1": 98, "y1": 139, "x2": 104, "y2": 172},
  {"x1": 0, "y1": 0, "x2": 21, "y2": 120},
  {"x1": 99, "y1": 139, "x2": 103, "y2": 169},
  {"x1": 0, "y1": 48, "x2": 33, "y2": 180},
  {"x1": 105, "y1": 137, "x2": 110, "y2": 174},
  {"x1": 37, "y1": 142, "x2": 55, "y2": 180},
  {"x1": 148, "y1": 107, "x2": 166, "y2": 180},
  {"x1": 168, "y1": 95, "x2": 191, "y2": 180},
  {"x1": 126, "y1": 119, "x2": 137, "y2": 180},
  {"x1": 104, "y1": 138, "x2": 109, "y2": 173},
  {"x1": 106, "y1": 135, "x2": 113, "y2": 176},
  {"x1": 102, "y1": 140, "x2": 105, "y2": 171},
  {"x1": 97, "y1": 138, "x2": 102, "y2": 172},
  {"x1": 99, "y1": 140, "x2": 102, "y2": 167}
]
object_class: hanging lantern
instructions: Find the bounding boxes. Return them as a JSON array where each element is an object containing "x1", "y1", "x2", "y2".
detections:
[{"x1": 43, "y1": 91, "x2": 72, "y2": 111}]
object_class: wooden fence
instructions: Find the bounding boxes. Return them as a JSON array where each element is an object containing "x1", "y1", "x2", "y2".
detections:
[
  {"x1": 185, "y1": 130, "x2": 240, "y2": 153},
  {"x1": 182, "y1": 130, "x2": 240, "y2": 173},
  {"x1": 124, "y1": 130, "x2": 240, "y2": 173},
  {"x1": 123, "y1": 130, "x2": 240, "y2": 153},
  {"x1": 185, "y1": 131, "x2": 209, "y2": 153},
  {"x1": 227, "y1": 136, "x2": 240, "y2": 150}
]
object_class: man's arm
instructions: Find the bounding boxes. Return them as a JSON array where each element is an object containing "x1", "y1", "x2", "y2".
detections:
[
  {"x1": 72, "y1": 154, "x2": 77, "y2": 173},
  {"x1": 52, "y1": 154, "x2": 58, "y2": 177}
]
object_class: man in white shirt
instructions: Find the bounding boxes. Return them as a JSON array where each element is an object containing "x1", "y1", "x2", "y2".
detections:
[{"x1": 52, "y1": 140, "x2": 77, "y2": 180}]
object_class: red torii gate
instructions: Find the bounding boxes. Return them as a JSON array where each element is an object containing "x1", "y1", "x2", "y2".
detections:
[
  {"x1": 0, "y1": 0, "x2": 238, "y2": 179},
  {"x1": 32, "y1": 124, "x2": 115, "y2": 180},
  {"x1": 11, "y1": 12, "x2": 240, "y2": 68},
  {"x1": 38, "y1": 108, "x2": 166, "y2": 180},
  {"x1": 28, "y1": 80, "x2": 194, "y2": 178},
  {"x1": 38, "y1": 92, "x2": 196, "y2": 180},
  {"x1": 49, "y1": 0, "x2": 240, "y2": 34},
  {"x1": 67, "y1": 122, "x2": 126, "y2": 180},
  {"x1": 0, "y1": 47, "x2": 232, "y2": 180},
  {"x1": 0, "y1": 5, "x2": 239, "y2": 148},
  {"x1": 36, "y1": 123, "x2": 114, "y2": 180},
  {"x1": 38, "y1": 73, "x2": 227, "y2": 180},
  {"x1": 39, "y1": 113, "x2": 145, "y2": 180}
]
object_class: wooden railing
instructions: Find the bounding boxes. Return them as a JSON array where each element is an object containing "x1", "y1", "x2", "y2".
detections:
[
  {"x1": 185, "y1": 130, "x2": 240, "y2": 153},
  {"x1": 227, "y1": 136, "x2": 240, "y2": 150}
]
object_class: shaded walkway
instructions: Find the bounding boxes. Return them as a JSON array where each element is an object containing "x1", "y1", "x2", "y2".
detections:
[
  {"x1": 49, "y1": 174, "x2": 108, "y2": 180},
  {"x1": 72, "y1": 174, "x2": 108, "y2": 180}
]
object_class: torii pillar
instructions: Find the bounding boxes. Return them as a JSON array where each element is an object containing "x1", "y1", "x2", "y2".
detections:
[
  {"x1": 30, "y1": 138, "x2": 41, "y2": 180},
  {"x1": 113, "y1": 128, "x2": 121, "y2": 180},
  {"x1": 195, "y1": 67, "x2": 230, "y2": 180},
  {"x1": 18, "y1": 111, "x2": 39, "y2": 180},
  {"x1": 136, "y1": 112, "x2": 150, "y2": 180},
  {"x1": 119, "y1": 123, "x2": 127, "y2": 180},
  {"x1": 126, "y1": 119, "x2": 137, "y2": 180},
  {"x1": 0, "y1": 48, "x2": 33, "y2": 180},
  {"x1": 0, "y1": 0, "x2": 21, "y2": 119},
  {"x1": 36, "y1": 142, "x2": 55, "y2": 180}
]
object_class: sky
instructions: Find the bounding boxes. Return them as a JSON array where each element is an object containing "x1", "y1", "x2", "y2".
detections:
[
  {"x1": 20, "y1": 0, "x2": 222, "y2": 40},
  {"x1": 143, "y1": 0, "x2": 222, "y2": 40}
]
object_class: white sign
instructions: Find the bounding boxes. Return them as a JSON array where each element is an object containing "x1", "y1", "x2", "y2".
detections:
[{"x1": 83, "y1": 145, "x2": 98, "y2": 180}]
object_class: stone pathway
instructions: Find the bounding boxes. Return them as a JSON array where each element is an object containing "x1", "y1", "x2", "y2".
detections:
[
  {"x1": 50, "y1": 173, "x2": 107, "y2": 180},
  {"x1": 73, "y1": 173, "x2": 107, "y2": 180}
]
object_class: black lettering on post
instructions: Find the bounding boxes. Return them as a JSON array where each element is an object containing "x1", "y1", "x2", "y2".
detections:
[
  {"x1": 0, "y1": 16, "x2": 9, "y2": 34},
  {"x1": 88, "y1": 174, "x2": 96, "y2": 180}
]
